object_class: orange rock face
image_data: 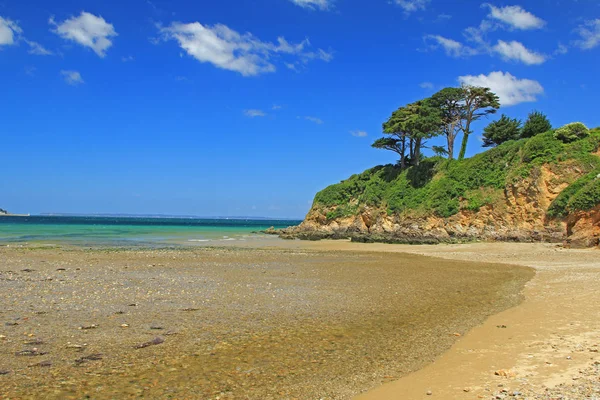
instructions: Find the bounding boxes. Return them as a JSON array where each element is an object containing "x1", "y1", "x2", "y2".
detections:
[{"x1": 290, "y1": 163, "x2": 599, "y2": 248}]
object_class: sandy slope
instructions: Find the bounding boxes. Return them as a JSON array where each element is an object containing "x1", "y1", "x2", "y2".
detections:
[{"x1": 284, "y1": 241, "x2": 600, "y2": 400}]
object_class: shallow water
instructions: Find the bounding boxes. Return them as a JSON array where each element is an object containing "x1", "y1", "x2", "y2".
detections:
[{"x1": 0, "y1": 216, "x2": 300, "y2": 246}]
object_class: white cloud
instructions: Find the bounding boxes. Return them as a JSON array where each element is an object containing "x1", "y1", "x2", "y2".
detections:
[
  {"x1": 492, "y1": 40, "x2": 546, "y2": 65},
  {"x1": 419, "y1": 81, "x2": 434, "y2": 89},
  {"x1": 458, "y1": 71, "x2": 544, "y2": 106},
  {"x1": 484, "y1": 4, "x2": 545, "y2": 30},
  {"x1": 437, "y1": 14, "x2": 452, "y2": 21},
  {"x1": 121, "y1": 55, "x2": 134, "y2": 62},
  {"x1": 554, "y1": 43, "x2": 568, "y2": 55},
  {"x1": 574, "y1": 19, "x2": 600, "y2": 50},
  {"x1": 304, "y1": 116, "x2": 323, "y2": 124},
  {"x1": 159, "y1": 22, "x2": 331, "y2": 76},
  {"x1": 0, "y1": 16, "x2": 22, "y2": 46},
  {"x1": 350, "y1": 130, "x2": 368, "y2": 137},
  {"x1": 26, "y1": 40, "x2": 53, "y2": 55},
  {"x1": 61, "y1": 70, "x2": 84, "y2": 86},
  {"x1": 425, "y1": 35, "x2": 478, "y2": 57},
  {"x1": 289, "y1": 0, "x2": 332, "y2": 10},
  {"x1": 394, "y1": 0, "x2": 430, "y2": 13},
  {"x1": 50, "y1": 12, "x2": 117, "y2": 57},
  {"x1": 244, "y1": 109, "x2": 266, "y2": 118},
  {"x1": 272, "y1": 104, "x2": 282, "y2": 110}
]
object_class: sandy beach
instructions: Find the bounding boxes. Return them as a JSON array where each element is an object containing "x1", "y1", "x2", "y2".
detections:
[
  {"x1": 292, "y1": 241, "x2": 600, "y2": 400},
  {"x1": 0, "y1": 241, "x2": 598, "y2": 399},
  {"x1": 0, "y1": 243, "x2": 533, "y2": 399}
]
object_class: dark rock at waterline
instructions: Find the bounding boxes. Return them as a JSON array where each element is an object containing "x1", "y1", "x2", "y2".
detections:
[{"x1": 135, "y1": 337, "x2": 165, "y2": 349}]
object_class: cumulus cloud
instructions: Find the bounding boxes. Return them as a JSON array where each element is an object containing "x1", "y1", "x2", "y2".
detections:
[
  {"x1": 394, "y1": 0, "x2": 430, "y2": 13},
  {"x1": 0, "y1": 16, "x2": 22, "y2": 46},
  {"x1": 420, "y1": 82, "x2": 434, "y2": 89},
  {"x1": 492, "y1": 40, "x2": 546, "y2": 65},
  {"x1": 458, "y1": 71, "x2": 543, "y2": 106},
  {"x1": 61, "y1": 70, "x2": 84, "y2": 86},
  {"x1": 350, "y1": 130, "x2": 368, "y2": 137},
  {"x1": 159, "y1": 22, "x2": 331, "y2": 76},
  {"x1": 484, "y1": 4, "x2": 545, "y2": 30},
  {"x1": 574, "y1": 19, "x2": 600, "y2": 50},
  {"x1": 244, "y1": 109, "x2": 267, "y2": 118},
  {"x1": 50, "y1": 12, "x2": 117, "y2": 57},
  {"x1": 304, "y1": 116, "x2": 323, "y2": 124},
  {"x1": 424, "y1": 35, "x2": 478, "y2": 57},
  {"x1": 289, "y1": 0, "x2": 332, "y2": 10}
]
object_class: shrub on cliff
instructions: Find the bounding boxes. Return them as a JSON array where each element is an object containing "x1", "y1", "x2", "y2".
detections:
[
  {"x1": 554, "y1": 122, "x2": 590, "y2": 143},
  {"x1": 313, "y1": 128, "x2": 600, "y2": 220},
  {"x1": 521, "y1": 111, "x2": 552, "y2": 138},
  {"x1": 482, "y1": 115, "x2": 522, "y2": 147}
]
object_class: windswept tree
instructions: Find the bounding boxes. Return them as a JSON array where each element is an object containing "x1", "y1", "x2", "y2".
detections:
[
  {"x1": 376, "y1": 107, "x2": 411, "y2": 168},
  {"x1": 521, "y1": 111, "x2": 552, "y2": 138},
  {"x1": 457, "y1": 85, "x2": 500, "y2": 160},
  {"x1": 371, "y1": 137, "x2": 405, "y2": 165},
  {"x1": 482, "y1": 115, "x2": 522, "y2": 147},
  {"x1": 373, "y1": 99, "x2": 442, "y2": 167},
  {"x1": 403, "y1": 98, "x2": 443, "y2": 166},
  {"x1": 430, "y1": 87, "x2": 464, "y2": 160}
]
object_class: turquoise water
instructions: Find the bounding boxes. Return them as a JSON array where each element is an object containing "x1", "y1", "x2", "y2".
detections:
[{"x1": 0, "y1": 216, "x2": 300, "y2": 247}]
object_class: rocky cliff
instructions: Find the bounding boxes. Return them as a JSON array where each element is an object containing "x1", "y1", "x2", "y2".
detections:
[{"x1": 279, "y1": 130, "x2": 600, "y2": 248}]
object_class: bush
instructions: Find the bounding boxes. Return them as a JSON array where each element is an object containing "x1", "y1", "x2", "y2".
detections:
[
  {"x1": 569, "y1": 179, "x2": 600, "y2": 213},
  {"x1": 554, "y1": 122, "x2": 590, "y2": 143},
  {"x1": 313, "y1": 128, "x2": 600, "y2": 221},
  {"x1": 482, "y1": 114, "x2": 522, "y2": 147},
  {"x1": 521, "y1": 111, "x2": 552, "y2": 138},
  {"x1": 521, "y1": 131, "x2": 563, "y2": 163}
]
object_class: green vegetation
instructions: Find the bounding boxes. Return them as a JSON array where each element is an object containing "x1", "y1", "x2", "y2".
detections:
[
  {"x1": 315, "y1": 128, "x2": 600, "y2": 219},
  {"x1": 456, "y1": 86, "x2": 501, "y2": 160},
  {"x1": 521, "y1": 111, "x2": 552, "y2": 139},
  {"x1": 0, "y1": 208, "x2": 7, "y2": 215},
  {"x1": 482, "y1": 115, "x2": 522, "y2": 147},
  {"x1": 548, "y1": 165, "x2": 600, "y2": 218},
  {"x1": 373, "y1": 84, "x2": 499, "y2": 165},
  {"x1": 554, "y1": 122, "x2": 590, "y2": 143}
]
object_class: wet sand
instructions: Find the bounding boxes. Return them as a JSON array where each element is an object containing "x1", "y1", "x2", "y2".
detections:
[
  {"x1": 0, "y1": 245, "x2": 532, "y2": 399},
  {"x1": 287, "y1": 242, "x2": 599, "y2": 400}
]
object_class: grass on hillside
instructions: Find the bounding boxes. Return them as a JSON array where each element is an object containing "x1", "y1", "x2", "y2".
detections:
[{"x1": 314, "y1": 129, "x2": 600, "y2": 220}]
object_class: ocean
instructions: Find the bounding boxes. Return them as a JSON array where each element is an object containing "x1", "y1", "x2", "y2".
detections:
[{"x1": 0, "y1": 215, "x2": 300, "y2": 247}]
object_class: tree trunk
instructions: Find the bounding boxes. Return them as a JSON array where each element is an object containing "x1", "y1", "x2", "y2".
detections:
[
  {"x1": 446, "y1": 133, "x2": 454, "y2": 160},
  {"x1": 409, "y1": 138, "x2": 414, "y2": 161},
  {"x1": 413, "y1": 138, "x2": 421, "y2": 166},
  {"x1": 400, "y1": 136, "x2": 406, "y2": 169},
  {"x1": 458, "y1": 116, "x2": 473, "y2": 161},
  {"x1": 458, "y1": 133, "x2": 468, "y2": 160}
]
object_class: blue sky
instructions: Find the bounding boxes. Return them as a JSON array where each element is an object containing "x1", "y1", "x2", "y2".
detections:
[{"x1": 1, "y1": 0, "x2": 599, "y2": 218}]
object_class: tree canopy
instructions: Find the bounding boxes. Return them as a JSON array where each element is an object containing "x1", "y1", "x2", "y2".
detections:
[
  {"x1": 375, "y1": 85, "x2": 500, "y2": 165},
  {"x1": 430, "y1": 87, "x2": 464, "y2": 160},
  {"x1": 521, "y1": 111, "x2": 552, "y2": 138},
  {"x1": 373, "y1": 98, "x2": 442, "y2": 167},
  {"x1": 482, "y1": 115, "x2": 522, "y2": 147},
  {"x1": 457, "y1": 85, "x2": 501, "y2": 160}
]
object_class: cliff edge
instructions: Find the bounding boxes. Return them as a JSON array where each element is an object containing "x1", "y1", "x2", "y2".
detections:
[{"x1": 281, "y1": 130, "x2": 600, "y2": 247}]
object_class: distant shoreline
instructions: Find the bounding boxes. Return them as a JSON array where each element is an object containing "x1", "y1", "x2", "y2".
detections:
[{"x1": 0, "y1": 213, "x2": 30, "y2": 217}]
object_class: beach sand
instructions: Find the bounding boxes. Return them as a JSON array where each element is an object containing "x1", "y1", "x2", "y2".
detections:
[
  {"x1": 286, "y1": 241, "x2": 600, "y2": 400},
  {"x1": 0, "y1": 244, "x2": 532, "y2": 399}
]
